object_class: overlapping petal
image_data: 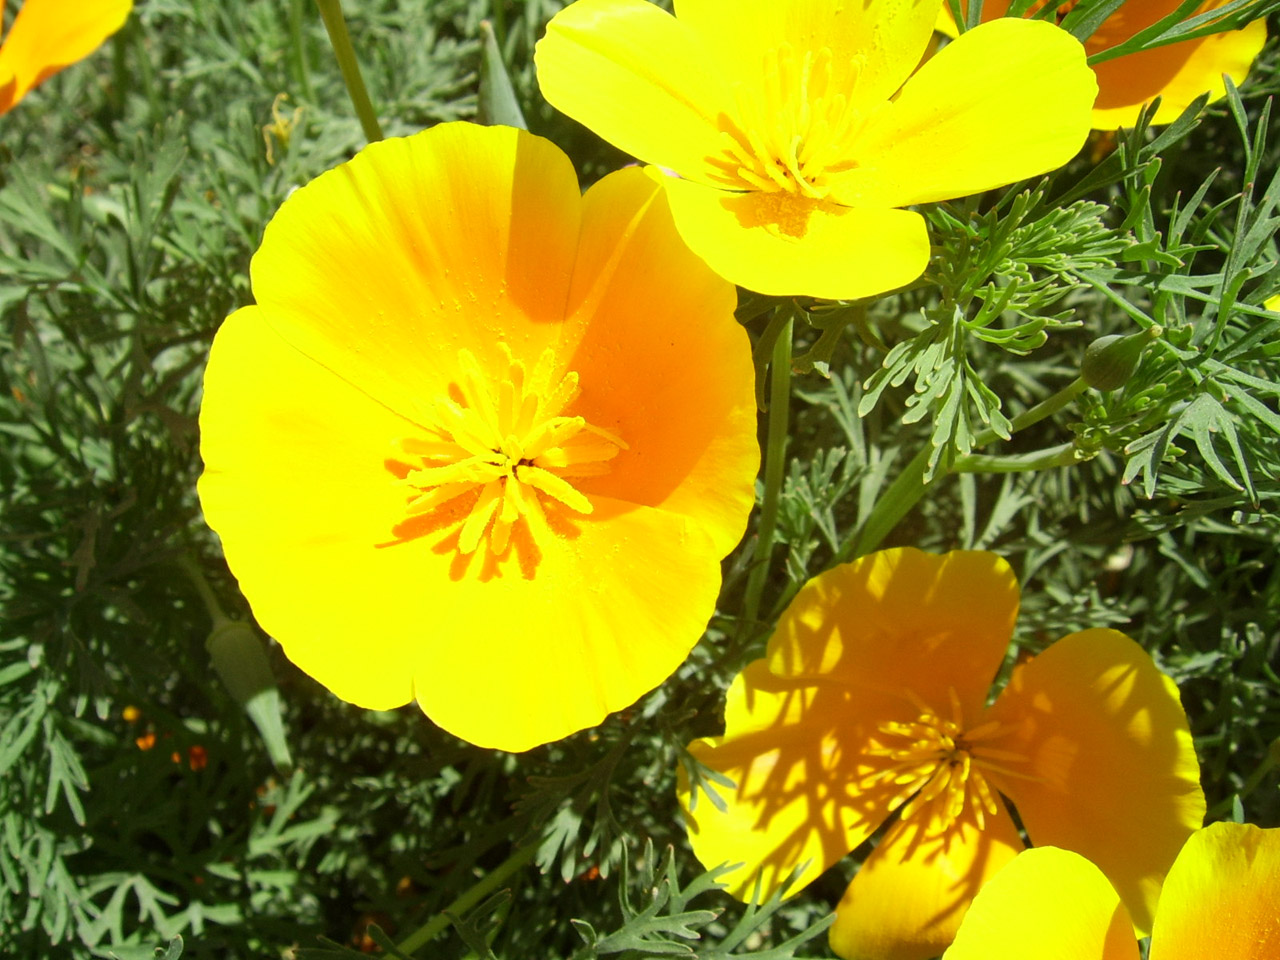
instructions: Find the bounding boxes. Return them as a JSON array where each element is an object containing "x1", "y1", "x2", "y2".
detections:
[
  {"x1": 0, "y1": 0, "x2": 131, "y2": 115},
  {"x1": 982, "y1": 629, "x2": 1205, "y2": 933},
  {"x1": 829, "y1": 18, "x2": 1096, "y2": 208},
  {"x1": 681, "y1": 661, "x2": 902, "y2": 899},
  {"x1": 672, "y1": 0, "x2": 942, "y2": 117},
  {"x1": 248, "y1": 123, "x2": 583, "y2": 424},
  {"x1": 766, "y1": 548, "x2": 1019, "y2": 724},
  {"x1": 1149, "y1": 822, "x2": 1280, "y2": 960},
  {"x1": 1091, "y1": 12, "x2": 1267, "y2": 127},
  {"x1": 830, "y1": 803, "x2": 1024, "y2": 960},
  {"x1": 534, "y1": 0, "x2": 730, "y2": 182},
  {"x1": 941, "y1": 846, "x2": 1140, "y2": 960},
  {"x1": 660, "y1": 175, "x2": 930, "y2": 300},
  {"x1": 199, "y1": 123, "x2": 757, "y2": 751}
]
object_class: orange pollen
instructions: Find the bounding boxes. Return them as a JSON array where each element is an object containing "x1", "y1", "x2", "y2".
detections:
[
  {"x1": 394, "y1": 344, "x2": 626, "y2": 555},
  {"x1": 862, "y1": 690, "x2": 1025, "y2": 831},
  {"x1": 708, "y1": 44, "x2": 867, "y2": 199}
]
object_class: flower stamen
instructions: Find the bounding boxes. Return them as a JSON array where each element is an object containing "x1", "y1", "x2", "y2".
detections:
[{"x1": 394, "y1": 344, "x2": 626, "y2": 554}]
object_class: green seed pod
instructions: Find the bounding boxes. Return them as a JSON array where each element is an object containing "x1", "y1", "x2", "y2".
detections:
[{"x1": 1082, "y1": 326, "x2": 1162, "y2": 392}]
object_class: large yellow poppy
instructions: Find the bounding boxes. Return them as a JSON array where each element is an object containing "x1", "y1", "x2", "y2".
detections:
[
  {"x1": 679, "y1": 548, "x2": 1204, "y2": 960},
  {"x1": 198, "y1": 122, "x2": 759, "y2": 753},
  {"x1": 535, "y1": 0, "x2": 1096, "y2": 299}
]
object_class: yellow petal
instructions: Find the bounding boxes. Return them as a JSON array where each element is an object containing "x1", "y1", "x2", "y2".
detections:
[
  {"x1": 563, "y1": 168, "x2": 758, "y2": 556},
  {"x1": 198, "y1": 307, "x2": 432, "y2": 711},
  {"x1": 672, "y1": 0, "x2": 942, "y2": 116},
  {"x1": 0, "y1": 0, "x2": 131, "y2": 114},
  {"x1": 766, "y1": 548, "x2": 1019, "y2": 726},
  {"x1": 534, "y1": 0, "x2": 731, "y2": 181},
  {"x1": 943, "y1": 846, "x2": 1140, "y2": 960},
  {"x1": 1090, "y1": 10, "x2": 1267, "y2": 128},
  {"x1": 1150, "y1": 822, "x2": 1280, "y2": 960},
  {"x1": 248, "y1": 123, "x2": 582, "y2": 422},
  {"x1": 680, "y1": 660, "x2": 903, "y2": 900},
  {"x1": 659, "y1": 173, "x2": 929, "y2": 298},
  {"x1": 983, "y1": 628, "x2": 1205, "y2": 934},
  {"x1": 829, "y1": 803, "x2": 1024, "y2": 960},
  {"x1": 831, "y1": 18, "x2": 1096, "y2": 208},
  {"x1": 416, "y1": 497, "x2": 727, "y2": 752}
]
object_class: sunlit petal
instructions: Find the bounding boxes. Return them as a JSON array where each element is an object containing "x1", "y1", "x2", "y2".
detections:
[
  {"x1": 1150, "y1": 821, "x2": 1280, "y2": 960},
  {"x1": 681, "y1": 660, "x2": 902, "y2": 900},
  {"x1": 829, "y1": 803, "x2": 1023, "y2": 960},
  {"x1": 766, "y1": 548, "x2": 1019, "y2": 725},
  {"x1": 831, "y1": 18, "x2": 1095, "y2": 208},
  {"x1": 0, "y1": 0, "x2": 131, "y2": 115},
  {"x1": 943, "y1": 846, "x2": 1140, "y2": 960},
  {"x1": 534, "y1": 0, "x2": 731, "y2": 183},
  {"x1": 983, "y1": 628, "x2": 1205, "y2": 934},
  {"x1": 660, "y1": 173, "x2": 929, "y2": 299}
]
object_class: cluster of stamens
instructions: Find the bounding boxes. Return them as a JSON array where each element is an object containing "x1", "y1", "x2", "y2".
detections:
[
  {"x1": 393, "y1": 345, "x2": 626, "y2": 555},
  {"x1": 709, "y1": 44, "x2": 868, "y2": 199},
  {"x1": 862, "y1": 689, "x2": 1029, "y2": 829}
]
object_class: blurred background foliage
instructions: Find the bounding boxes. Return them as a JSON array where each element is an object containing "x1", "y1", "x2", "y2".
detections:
[{"x1": 0, "y1": 0, "x2": 1277, "y2": 957}]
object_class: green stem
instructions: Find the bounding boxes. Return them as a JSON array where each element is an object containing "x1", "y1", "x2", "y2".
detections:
[
  {"x1": 742, "y1": 314, "x2": 794, "y2": 628},
  {"x1": 289, "y1": 0, "x2": 315, "y2": 102},
  {"x1": 1205, "y1": 746, "x2": 1277, "y2": 820},
  {"x1": 952, "y1": 442, "x2": 1084, "y2": 473},
  {"x1": 178, "y1": 555, "x2": 230, "y2": 628},
  {"x1": 843, "y1": 376, "x2": 1090, "y2": 561},
  {"x1": 397, "y1": 843, "x2": 537, "y2": 956},
  {"x1": 314, "y1": 0, "x2": 383, "y2": 143}
]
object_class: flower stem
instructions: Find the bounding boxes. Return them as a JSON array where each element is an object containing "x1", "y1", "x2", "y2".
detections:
[
  {"x1": 178, "y1": 554, "x2": 230, "y2": 628},
  {"x1": 314, "y1": 0, "x2": 383, "y2": 143},
  {"x1": 844, "y1": 376, "x2": 1091, "y2": 560},
  {"x1": 742, "y1": 312, "x2": 794, "y2": 629},
  {"x1": 396, "y1": 843, "x2": 537, "y2": 956}
]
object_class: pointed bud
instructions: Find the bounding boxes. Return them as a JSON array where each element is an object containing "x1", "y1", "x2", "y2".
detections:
[
  {"x1": 1082, "y1": 326, "x2": 1162, "y2": 392},
  {"x1": 207, "y1": 620, "x2": 292, "y2": 771}
]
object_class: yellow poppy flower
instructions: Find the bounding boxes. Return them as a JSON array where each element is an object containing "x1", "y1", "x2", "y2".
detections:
[
  {"x1": 942, "y1": 0, "x2": 1268, "y2": 129},
  {"x1": 0, "y1": 0, "x2": 132, "y2": 116},
  {"x1": 197, "y1": 122, "x2": 759, "y2": 753},
  {"x1": 679, "y1": 547, "x2": 1204, "y2": 960},
  {"x1": 535, "y1": 0, "x2": 1097, "y2": 300},
  {"x1": 944, "y1": 822, "x2": 1280, "y2": 960}
]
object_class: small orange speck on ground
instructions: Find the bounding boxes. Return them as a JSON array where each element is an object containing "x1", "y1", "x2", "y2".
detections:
[{"x1": 135, "y1": 731, "x2": 156, "y2": 751}]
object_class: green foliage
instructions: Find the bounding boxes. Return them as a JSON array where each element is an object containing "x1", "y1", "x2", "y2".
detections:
[{"x1": 0, "y1": 0, "x2": 1278, "y2": 958}]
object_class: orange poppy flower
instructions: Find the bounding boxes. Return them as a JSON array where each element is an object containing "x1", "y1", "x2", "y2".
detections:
[
  {"x1": 535, "y1": 0, "x2": 1096, "y2": 299},
  {"x1": 945, "y1": 822, "x2": 1280, "y2": 960},
  {"x1": 943, "y1": 0, "x2": 1267, "y2": 128},
  {"x1": 197, "y1": 122, "x2": 759, "y2": 752},
  {"x1": 679, "y1": 548, "x2": 1204, "y2": 960},
  {"x1": 0, "y1": 0, "x2": 132, "y2": 116}
]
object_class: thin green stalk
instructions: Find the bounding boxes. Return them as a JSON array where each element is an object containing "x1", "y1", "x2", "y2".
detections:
[
  {"x1": 396, "y1": 843, "x2": 537, "y2": 955},
  {"x1": 952, "y1": 442, "x2": 1083, "y2": 473},
  {"x1": 314, "y1": 0, "x2": 383, "y2": 143},
  {"x1": 178, "y1": 554, "x2": 229, "y2": 628},
  {"x1": 844, "y1": 376, "x2": 1091, "y2": 561},
  {"x1": 289, "y1": 0, "x2": 316, "y2": 102},
  {"x1": 742, "y1": 314, "x2": 794, "y2": 628}
]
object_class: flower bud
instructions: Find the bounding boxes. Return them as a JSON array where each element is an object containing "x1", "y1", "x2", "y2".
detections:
[
  {"x1": 1082, "y1": 326, "x2": 1162, "y2": 392},
  {"x1": 206, "y1": 620, "x2": 292, "y2": 770}
]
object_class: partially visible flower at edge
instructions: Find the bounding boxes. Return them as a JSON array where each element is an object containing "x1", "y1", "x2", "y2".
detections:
[
  {"x1": 0, "y1": 0, "x2": 132, "y2": 116},
  {"x1": 942, "y1": 0, "x2": 1267, "y2": 129},
  {"x1": 197, "y1": 121, "x2": 759, "y2": 753},
  {"x1": 535, "y1": 0, "x2": 1097, "y2": 300},
  {"x1": 679, "y1": 547, "x2": 1205, "y2": 960},
  {"x1": 944, "y1": 821, "x2": 1280, "y2": 960}
]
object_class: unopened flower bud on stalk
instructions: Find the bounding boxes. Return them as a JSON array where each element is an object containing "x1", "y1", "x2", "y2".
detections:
[
  {"x1": 206, "y1": 619, "x2": 292, "y2": 771},
  {"x1": 1082, "y1": 326, "x2": 1162, "y2": 392}
]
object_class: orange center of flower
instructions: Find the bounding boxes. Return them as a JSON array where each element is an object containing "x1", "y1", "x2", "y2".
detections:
[
  {"x1": 394, "y1": 345, "x2": 626, "y2": 555},
  {"x1": 864, "y1": 690, "x2": 1027, "y2": 830},
  {"x1": 710, "y1": 44, "x2": 868, "y2": 200}
]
